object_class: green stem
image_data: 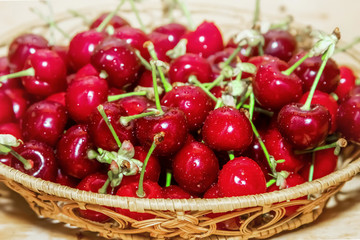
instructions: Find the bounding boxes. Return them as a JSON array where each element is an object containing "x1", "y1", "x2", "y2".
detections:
[
  {"x1": 205, "y1": 74, "x2": 225, "y2": 91},
  {"x1": 249, "y1": 92, "x2": 255, "y2": 120},
  {"x1": 228, "y1": 151, "x2": 235, "y2": 160},
  {"x1": 96, "y1": 0, "x2": 125, "y2": 32},
  {"x1": 0, "y1": 68, "x2": 35, "y2": 82},
  {"x1": 136, "y1": 140, "x2": 157, "y2": 198},
  {"x1": 241, "y1": 104, "x2": 274, "y2": 117},
  {"x1": 223, "y1": 44, "x2": 242, "y2": 67},
  {"x1": 250, "y1": 121, "x2": 272, "y2": 170},
  {"x1": 97, "y1": 105, "x2": 122, "y2": 149},
  {"x1": 135, "y1": 49, "x2": 152, "y2": 70},
  {"x1": 214, "y1": 98, "x2": 223, "y2": 109},
  {"x1": 175, "y1": 0, "x2": 195, "y2": 31},
  {"x1": 236, "y1": 86, "x2": 252, "y2": 109},
  {"x1": 98, "y1": 172, "x2": 111, "y2": 194},
  {"x1": 308, "y1": 153, "x2": 315, "y2": 183},
  {"x1": 0, "y1": 144, "x2": 32, "y2": 170},
  {"x1": 188, "y1": 75, "x2": 218, "y2": 102},
  {"x1": 253, "y1": 0, "x2": 261, "y2": 27},
  {"x1": 282, "y1": 52, "x2": 310, "y2": 76},
  {"x1": 150, "y1": 62, "x2": 164, "y2": 114},
  {"x1": 266, "y1": 178, "x2": 276, "y2": 188},
  {"x1": 295, "y1": 138, "x2": 347, "y2": 155},
  {"x1": 301, "y1": 52, "x2": 330, "y2": 111},
  {"x1": 108, "y1": 91, "x2": 147, "y2": 102},
  {"x1": 120, "y1": 111, "x2": 159, "y2": 126},
  {"x1": 165, "y1": 169, "x2": 172, "y2": 187},
  {"x1": 335, "y1": 37, "x2": 360, "y2": 54},
  {"x1": 128, "y1": 0, "x2": 146, "y2": 32}
]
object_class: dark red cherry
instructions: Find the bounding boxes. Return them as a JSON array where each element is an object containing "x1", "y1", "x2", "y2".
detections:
[
  {"x1": 88, "y1": 102, "x2": 137, "y2": 151},
  {"x1": 289, "y1": 51, "x2": 340, "y2": 93},
  {"x1": 335, "y1": 66, "x2": 356, "y2": 101},
  {"x1": 8, "y1": 33, "x2": 49, "y2": 72},
  {"x1": 263, "y1": 29, "x2": 297, "y2": 62},
  {"x1": 45, "y1": 92, "x2": 66, "y2": 106},
  {"x1": 162, "y1": 185, "x2": 194, "y2": 199},
  {"x1": 22, "y1": 100, "x2": 68, "y2": 147},
  {"x1": 161, "y1": 85, "x2": 214, "y2": 131},
  {"x1": 89, "y1": 12, "x2": 129, "y2": 30},
  {"x1": 4, "y1": 88, "x2": 30, "y2": 120},
  {"x1": 116, "y1": 95, "x2": 155, "y2": 116},
  {"x1": 267, "y1": 173, "x2": 306, "y2": 216},
  {"x1": 172, "y1": 142, "x2": 219, "y2": 194},
  {"x1": 75, "y1": 63, "x2": 100, "y2": 79},
  {"x1": 0, "y1": 122, "x2": 22, "y2": 140},
  {"x1": 277, "y1": 103, "x2": 331, "y2": 150},
  {"x1": 202, "y1": 106, "x2": 253, "y2": 152},
  {"x1": 0, "y1": 57, "x2": 22, "y2": 89},
  {"x1": 168, "y1": 53, "x2": 212, "y2": 84},
  {"x1": 22, "y1": 49, "x2": 67, "y2": 97},
  {"x1": 262, "y1": 126, "x2": 305, "y2": 173},
  {"x1": 68, "y1": 30, "x2": 107, "y2": 71},
  {"x1": 253, "y1": 59, "x2": 303, "y2": 111},
  {"x1": 0, "y1": 154, "x2": 12, "y2": 166},
  {"x1": 135, "y1": 107, "x2": 188, "y2": 156},
  {"x1": 57, "y1": 124, "x2": 101, "y2": 179},
  {"x1": 299, "y1": 90, "x2": 338, "y2": 134},
  {"x1": 77, "y1": 172, "x2": 113, "y2": 222},
  {"x1": 55, "y1": 168, "x2": 80, "y2": 188},
  {"x1": 337, "y1": 95, "x2": 360, "y2": 143},
  {"x1": 218, "y1": 157, "x2": 266, "y2": 197},
  {"x1": 300, "y1": 148, "x2": 338, "y2": 181},
  {"x1": 184, "y1": 21, "x2": 224, "y2": 58},
  {"x1": 91, "y1": 37, "x2": 141, "y2": 88},
  {"x1": 12, "y1": 140, "x2": 57, "y2": 181},
  {"x1": 115, "y1": 181, "x2": 162, "y2": 221},
  {"x1": 66, "y1": 76, "x2": 108, "y2": 123},
  {"x1": 0, "y1": 91, "x2": 15, "y2": 124}
]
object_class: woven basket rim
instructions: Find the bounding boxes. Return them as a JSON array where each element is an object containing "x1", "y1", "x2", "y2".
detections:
[{"x1": 1, "y1": 150, "x2": 359, "y2": 212}]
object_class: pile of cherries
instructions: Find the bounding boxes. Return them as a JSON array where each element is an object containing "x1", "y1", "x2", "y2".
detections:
[{"x1": 0, "y1": 2, "x2": 359, "y2": 228}]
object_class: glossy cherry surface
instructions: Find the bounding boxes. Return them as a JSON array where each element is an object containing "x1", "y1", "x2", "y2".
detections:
[
  {"x1": 116, "y1": 95, "x2": 155, "y2": 116},
  {"x1": 55, "y1": 168, "x2": 80, "y2": 188},
  {"x1": 335, "y1": 65, "x2": 356, "y2": 101},
  {"x1": 263, "y1": 29, "x2": 297, "y2": 62},
  {"x1": 337, "y1": 95, "x2": 360, "y2": 143},
  {"x1": 89, "y1": 12, "x2": 129, "y2": 30},
  {"x1": 0, "y1": 122, "x2": 22, "y2": 140},
  {"x1": 4, "y1": 87, "x2": 30, "y2": 120},
  {"x1": 162, "y1": 185, "x2": 194, "y2": 199},
  {"x1": 0, "y1": 91, "x2": 15, "y2": 124}
]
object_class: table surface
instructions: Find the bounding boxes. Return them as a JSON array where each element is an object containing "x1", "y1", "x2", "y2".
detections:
[{"x1": 1, "y1": 0, "x2": 360, "y2": 239}]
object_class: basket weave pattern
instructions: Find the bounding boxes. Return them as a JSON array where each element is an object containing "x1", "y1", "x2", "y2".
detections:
[{"x1": 1, "y1": 2, "x2": 360, "y2": 239}]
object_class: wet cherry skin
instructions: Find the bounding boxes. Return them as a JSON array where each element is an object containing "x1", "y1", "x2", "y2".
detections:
[
  {"x1": 4, "y1": 87, "x2": 30, "y2": 120},
  {"x1": 335, "y1": 66, "x2": 357, "y2": 101},
  {"x1": 336, "y1": 95, "x2": 360, "y2": 143},
  {"x1": 0, "y1": 91, "x2": 15, "y2": 124},
  {"x1": 55, "y1": 168, "x2": 80, "y2": 188},
  {"x1": 162, "y1": 185, "x2": 194, "y2": 199},
  {"x1": 0, "y1": 122, "x2": 22, "y2": 140},
  {"x1": 263, "y1": 29, "x2": 297, "y2": 62}
]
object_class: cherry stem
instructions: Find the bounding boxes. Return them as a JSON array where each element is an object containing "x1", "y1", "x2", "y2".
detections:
[
  {"x1": 228, "y1": 151, "x2": 235, "y2": 160},
  {"x1": 96, "y1": 0, "x2": 125, "y2": 32},
  {"x1": 301, "y1": 51, "x2": 330, "y2": 111},
  {"x1": 97, "y1": 105, "x2": 122, "y2": 149},
  {"x1": 134, "y1": 50, "x2": 151, "y2": 70},
  {"x1": 335, "y1": 37, "x2": 360, "y2": 54},
  {"x1": 175, "y1": 0, "x2": 195, "y2": 31},
  {"x1": 150, "y1": 61, "x2": 164, "y2": 114},
  {"x1": 266, "y1": 178, "x2": 276, "y2": 188},
  {"x1": 108, "y1": 91, "x2": 147, "y2": 102},
  {"x1": 205, "y1": 74, "x2": 225, "y2": 91},
  {"x1": 223, "y1": 45, "x2": 242, "y2": 67},
  {"x1": 0, "y1": 68, "x2": 35, "y2": 82},
  {"x1": 136, "y1": 138, "x2": 157, "y2": 198},
  {"x1": 248, "y1": 92, "x2": 255, "y2": 120},
  {"x1": 241, "y1": 104, "x2": 274, "y2": 117},
  {"x1": 165, "y1": 169, "x2": 172, "y2": 187},
  {"x1": 214, "y1": 98, "x2": 223, "y2": 109},
  {"x1": 295, "y1": 138, "x2": 347, "y2": 155},
  {"x1": 236, "y1": 86, "x2": 252, "y2": 109},
  {"x1": 98, "y1": 171, "x2": 111, "y2": 194},
  {"x1": 145, "y1": 42, "x2": 173, "y2": 92},
  {"x1": 188, "y1": 75, "x2": 218, "y2": 102},
  {"x1": 0, "y1": 144, "x2": 32, "y2": 170},
  {"x1": 308, "y1": 152, "x2": 315, "y2": 183},
  {"x1": 120, "y1": 110, "x2": 159, "y2": 126},
  {"x1": 249, "y1": 121, "x2": 273, "y2": 170},
  {"x1": 252, "y1": 0, "x2": 261, "y2": 27},
  {"x1": 282, "y1": 52, "x2": 310, "y2": 76},
  {"x1": 128, "y1": 0, "x2": 146, "y2": 32}
]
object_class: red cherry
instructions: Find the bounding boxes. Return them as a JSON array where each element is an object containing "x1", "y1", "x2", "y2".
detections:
[
  {"x1": 218, "y1": 157, "x2": 266, "y2": 197},
  {"x1": 277, "y1": 103, "x2": 331, "y2": 150},
  {"x1": 57, "y1": 124, "x2": 102, "y2": 179},
  {"x1": 4, "y1": 87, "x2": 30, "y2": 120},
  {"x1": 161, "y1": 85, "x2": 214, "y2": 131},
  {"x1": 45, "y1": 92, "x2": 66, "y2": 106},
  {"x1": 0, "y1": 57, "x2": 22, "y2": 89},
  {"x1": 75, "y1": 63, "x2": 100, "y2": 79},
  {"x1": 184, "y1": 21, "x2": 224, "y2": 58},
  {"x1": 263, "y1": 29, "x2": 297, "y2": 62},
  {"x1": 22, "y1": 100, "x2": 68, "y2": 147},
  {"x1": 115, "y1": 181, "x2": 162, "y2": 221},
  {"x1": 89, "y1": 12, "x2": 129, "y2": 30},
  {"x1": 8, "y1": 33, "x2": 49, "y2": 72},
  {"x1": 337, "y1": 95, "x2": 360, "y2": 143},
  {"x1": 162, "y1": 185, "x2": 194, "y2": 199},
  {"x1": 202, "y1": 106, "x2": 253, "y2": 152},
  {"x1": 12, "y1": 140, "x2": 57, "y2": 181},
  {"x1": 168, "y1": 53, "x2": 212, "y2": 84},
  {"x1": 116, "y1": 95, "x2": 155, "y2": 116},
  {"x1": 152, "y1": 23, "x2": 188, "y2": 41},
  {"x1": 0, "y1": 154, "x2": 12, "y2": 166},
  {"x1": 0, "y1": 122, "x2": 22, "y2": 140},
  {"x1": 253, "y1": 59, "x2": 303, "y2": 111},
  {"x1": 288, "y1": 51, "x2": 340, "y2": 93},
  {"x1": 172, "y1": 142, "x2": 219, "y2": 194},
  {"x1": 68, "y1": 30, "x2": 107, "y2": 71},
  {"x1": 51, "y1": 45, "x2": 72, "y2": 73},
  {"x1": 335, "y1": 66, "x2": 356, "y2": 101},
  {"x1": 66, "y1": 75, "x2": 108, "y2": 123},
  {"x1": 0, "y1": 91, "x2": 15, "y2": 124},
  {"x1": 55, "y1": 168, "x2": 80, "y2": 188},
  {"x1": 135, "y1": 107, "x2": 188, "y2": 156}
]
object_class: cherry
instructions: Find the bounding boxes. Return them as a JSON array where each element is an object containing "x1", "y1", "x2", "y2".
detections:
[
  {"x1": 57, "y1": 124, "x2": 102, "y2": 179},
  {"x1": 153, "y1": 23, "x2": 188, "y2": 41},
  {"x1": 299, "y1": 148, "x2": 338, "y2": 181},
  {"x1": 252, "y1": 59, "x2": 303, "y2": 111},
  {"x1": 267, "y1": 173, "x2": 306, "y2": 216},
  {"x1": 335, "y1": 66, "x2": 356, "y2": 101},
  {"x1": 11, "y1": 140, "x2": 57, "y2": 181},
  {"x1": 115, "y1": 180, "x2": 162, "y2": 221},
  {"x1": 51, "y1": 45, "x2": 72, "y2": 73},
  {"x1": 45, "y1": 92, "x2": 66, "y2": 106},
  {"x1": 337, "y1": 95, "x2": 360, "y2": 143},
  {"x1": 0, "y1": 154, "x2": 12, "y2": 166},
  {"x1": 135, "y1": 107, "x2": 188, "y2": 156},
  {"x1": 202, "y1": 106, "x2": 253, "y2": 152},
  {"x1": 22, "y1": 100, "x2": 68, "y2": 147},
  {"x1": 168, "y1": 53, "x2": 212, "y2": 84},
  {"x1": 0, "y1": 91, "x2": 15, "y2": 124},
  {"x1": 172, "y1": 142, "x2": 219, "y2": 194},
  {"x1": 55, "y1": 168, "x2": 80, "y2": 188},
  {"x1": 66, "y1": 75, "x2": 108, "y2": 123},
  {"x1": 67, "y1": 29, "x2": 107, "y2": 71},
  {"x1": 0, "y1": 57, "x2": 22, "y2": 89},
  {"x1": 288, "y1": 51, "x2": 340, "y2": 93},
  {"x1": 299, "y1": 90, "x2": 338, "y2": 133},
  {"x1": 74, "y1": 63, "x2": 100, "y2": 79},
  {"x1": 8, "y1": 33, "x2": 49, "y2": 72},
  {"x1": 76, "y1": 172, "x2": 113, "y2": 222},
  {"x1": 89, "y1": 12, "x2": 129, "y2": 30},
  {"x1": 277, "y1": 103, "x2": 331, "y2": 150},
  {"x1": 89, "y1": 102, "x2": 137, "y2": 151},
  {"x1": 161, "y1": 85, "x2": 214, "y2": 131},
  {"x1": 162, "y1": 185, "x2": 194, "y2": 199},
  {"x1": 0, "y1": 122, "x2": 22, "y2": 140},
  {"x1": 183, "y1": 21, "x2": 224, "y2": 58},
  {"x1": 115, "y1": 95, "x2": 155, "y2": 116},
  {"x1": 263, "y1": 29, "x2": 297, "y2": 62},
  {"x1": 4, "y1": 88, "x2": 30, "y2": 120},
  {"x1": 218, "y1": 156, "x2": 266, "y2": 197}
]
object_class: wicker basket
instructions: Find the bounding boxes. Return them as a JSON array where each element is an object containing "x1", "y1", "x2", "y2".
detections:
[{"x1": 1, "y1": 1, "x2": 360, "y2": 239}]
